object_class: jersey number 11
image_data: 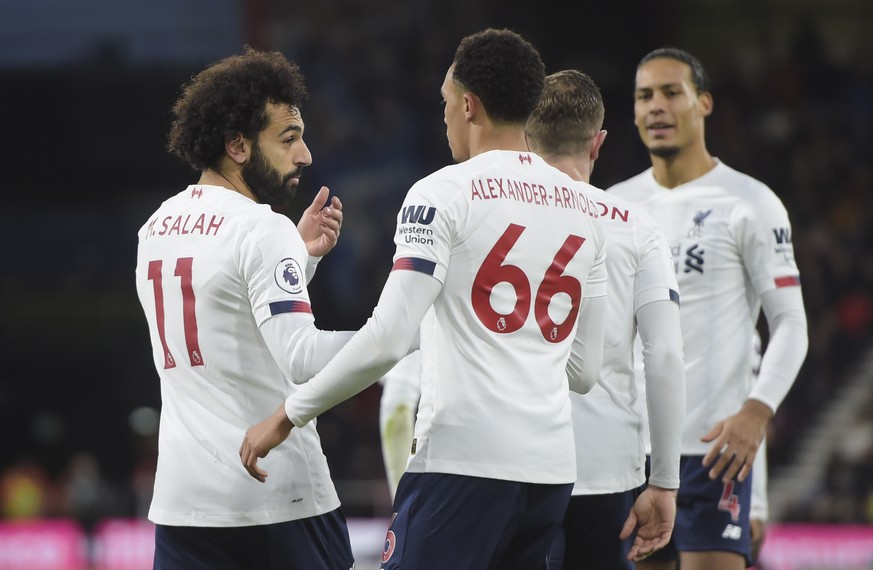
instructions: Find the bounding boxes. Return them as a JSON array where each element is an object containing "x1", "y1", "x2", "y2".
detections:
[{"x1": 147, "y1": 257, "x2": 204, "y2": 369}]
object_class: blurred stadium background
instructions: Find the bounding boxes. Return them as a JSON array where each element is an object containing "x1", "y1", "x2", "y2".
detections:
[{"x1": 1, "y1": 0, "x2": 871, "y2": 568}]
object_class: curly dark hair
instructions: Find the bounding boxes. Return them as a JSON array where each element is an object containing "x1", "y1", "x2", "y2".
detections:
[
  {"x1": 452, "y1": 28, "x2": 545, "y2": 126},
  {"x1": 639, "y1": 48, "x2": 710, "y2": 94},
  {"x1": 167, "y1": 46, "x2": 308, "y2": 172},
  {"x1": 526, "y1": 70, "x2": 604, "y2": 157}
]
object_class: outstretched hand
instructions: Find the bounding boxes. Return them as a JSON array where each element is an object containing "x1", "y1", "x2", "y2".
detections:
[
  {"x1": 239, "y1": 404, "x2": 294, "y2": 483},
  {"x1": 701, "y1": 399, "x2": 772, "y2": 483},
  {"x1": 621, "y1": 485, "x2": 677, "y2": 561},
  {"x1": 297, "y1": 186, "x2": 343, "y2": 258}
]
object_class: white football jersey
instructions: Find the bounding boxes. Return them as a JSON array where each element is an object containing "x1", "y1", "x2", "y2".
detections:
[
  {"x1": 610, "y1": 161, "x2": 801, "y2": 454},
  {"x1": 395, "y1": 150, "x2": 608, "y2": 484},
  {"x1": 570, "y1": 189, "x2": 679, "y2": 494},
  {"x1": 135, "y1": 185, "x2": 340, "y2": 526}
]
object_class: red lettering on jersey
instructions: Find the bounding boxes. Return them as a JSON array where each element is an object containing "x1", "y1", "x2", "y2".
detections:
[
  {"x1": 562, "y1": 187, "x2": 574, "y2": 209},
  {"x1": 537, "y1": 184, "x2": 548, "y2": 205},
  {"x1": 486, "y1": 178, "x2": 497, "y2": 199},
  {"x1": 611, "y1": 207, "x2": 629, "y2": 222},
  {"x1": 471, "y1": 179, "x2": 485, "y2": 200},
  {"x1": 191, "y1": 214, "x2": 206, "y2": 234},
  {"x1": 576, "y1": 192, "x2": 587, "y2": 214},
  {"x1": 583, "y1": 194, "x2": 598, "y2": 218},
  {"x1": 180, "y1": 214, "x2": 192, "y2": 235},
  {"x1": 158, "y1": 216, "x2": 172, "y2": 236},
  {"x1": 596, "y1": 202, "x2": 630, "y2": 222},
  {"x1": 495, "y1": 178, "x2": 507, "y2": 198},
  {"x1": 167, "y1": 216, "x2": 183, "y2": 235},
  {"x1": 522, "y1": 182, "x2": 533, "y2": 203},
  {"x1": 206, "y1": 215, "x2": 225, "y2": 236}
]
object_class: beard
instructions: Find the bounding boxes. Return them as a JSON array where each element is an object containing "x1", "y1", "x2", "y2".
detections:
[
  {"x1": 242, "y1": 142, "x2": 301, "y2": 206},
  {"x1": 648, "y1": 144, "x2": 680, "y2": 159}
]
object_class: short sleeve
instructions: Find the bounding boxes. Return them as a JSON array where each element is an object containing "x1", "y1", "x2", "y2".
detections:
[
  {"x1": 634, "y1": 219, "x2": 680, "y2": 312},
  {"x1": 734, "y1": 186, "x2": 801, "y2": 295},
  {"x1": 240, "y1": 212, "x2": 314, "y2": 327},
  {"x1": 583, "y1": 216, "x2": 608, "y2": 299},
  {"x1": 391, "y1": 178, "x2": 462, "y2": 283}
]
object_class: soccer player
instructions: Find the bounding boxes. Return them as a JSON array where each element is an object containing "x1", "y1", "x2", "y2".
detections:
[
  {"x1": 378, "y1": 352, "x2": 421, "y2": 500},
  {"x1": 240, "y1": 29, "x2": 609, "y2": 569},
  {"x1": 526, "y1": 69, "x2": 685, "y2": 568},
  {"x1": 609, "y1": 48, "x2": 809, "y2": 570},
  {"x1": 135, "y1": 48, "x2": 357, "y2": 570}
]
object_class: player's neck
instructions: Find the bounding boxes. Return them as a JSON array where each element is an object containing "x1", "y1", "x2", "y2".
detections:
[
  {"x1": 543, "y1": 154, "x2": 591, "y2": 184},
  {"x1": 649, "y1": 144, "x2": 716, "y2": 189},
  {"x1": 469, "y1": 124, "x2": 530, "y2": 158},
  {"x1": 199, "y1": 168, "x2": 257, "y2": 202}
]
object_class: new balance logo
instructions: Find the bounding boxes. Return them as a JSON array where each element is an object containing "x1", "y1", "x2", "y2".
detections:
[
  {"x1": 773, "y1": 227, "x2": 792, "y2": 244},
  {"x1": 401, "y1": 205, "x2": 437, "y2": 225},
  {"x1": 684, "y1": 243, "x2": 704, "y2": 274},
  {"x1": 722, "y1": 524, "x2": 742, "y2": 540}
]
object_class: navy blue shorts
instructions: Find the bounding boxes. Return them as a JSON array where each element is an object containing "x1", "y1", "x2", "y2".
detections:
[
  {"x1": 547, "y1": 486, "x2": 642, "y2": 570},
  {"x1": 380, "y1": 472, "x2": 573, "y2": 570},
  {"x1": 646, "y1": 456, "x2": 752, "y2": 566},
  {"x1": 153, "y1": 508, "x2": 354, "y2": 570}
]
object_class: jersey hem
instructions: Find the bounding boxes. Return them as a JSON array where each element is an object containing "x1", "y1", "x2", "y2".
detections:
[{"x1": 148, "y1": 498, "x2": 340, "y2": 527}]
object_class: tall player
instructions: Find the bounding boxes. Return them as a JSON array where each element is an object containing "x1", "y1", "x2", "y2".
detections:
[
  {"x1": 240, "y1": 29, "x2": 608, "y2": 570},
  {"x1": 135, "y1": 48, "x2": 357, "y2": 569},
  {"x1": 609, "y1": 48, "x2": 808, "y2": 570},
  {"x1": 526, "y1": 69, "x2": 685, "y2": 568}
]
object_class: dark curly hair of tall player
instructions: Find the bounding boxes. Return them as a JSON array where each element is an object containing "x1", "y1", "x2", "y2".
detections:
[
  {"x1": 451, "y1": 28, "x2": 545, "y2": 126},
  {"x1": 167, "y1": 46, "x2": 309, "y2": 172}
]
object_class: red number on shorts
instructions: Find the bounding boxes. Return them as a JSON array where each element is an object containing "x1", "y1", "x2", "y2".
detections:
[
  {"x1": 471, "y1": 223, "x2": 585, "y2": 343},
  {"x1": 147, "y1": 257, "x2": 204, "y2": 368},
  {"x1": 718, "y1": 480, "x2": 741, "y2": 522}
]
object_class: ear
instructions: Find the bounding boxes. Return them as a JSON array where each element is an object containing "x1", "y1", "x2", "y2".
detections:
[
  {"x1": 225, "y1": 134, "x2": 250, "y2": 165},
  {"x1": 462, "y1": 91, "x2": 479, "y2": 122},
  {"x1": 590, "y1": 129, "x2": 608, "y2": 162},
  {"x1": 698, "y1": 92, "x2": 714, "y2": 118}
]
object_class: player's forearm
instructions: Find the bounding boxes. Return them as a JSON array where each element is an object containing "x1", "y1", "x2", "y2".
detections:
[
  {"x1": 285, "y1": 272, "x2": 440, "y2": 426},
  {"x1": 566, "y1": 295, "x2": 606, "y2": 394},
  {"x1": 260, "y1": 315, "x2": 355, "y2": 384},
  {"x1": 637, "y1": 300, "x2": 685, "y2": 489},
  {"x1": 748, "y1": 287, "x2": 808, "y2": 412},
  {"x1": 285, "y1": 322, "x2": 406, "y2": 427}
]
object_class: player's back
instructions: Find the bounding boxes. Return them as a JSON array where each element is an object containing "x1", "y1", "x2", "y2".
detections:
[
  {"x1": 398, "y1": 150, "x2": 607, "y2": 485},
  {"x1": 135, "y1": 184, "x2": 338, "y2": 526},
  {"x1": 569, "y1": 189, "x2": 678, "y2": 493}
]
